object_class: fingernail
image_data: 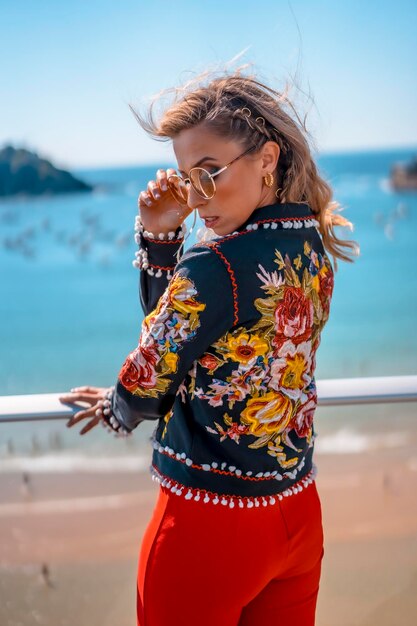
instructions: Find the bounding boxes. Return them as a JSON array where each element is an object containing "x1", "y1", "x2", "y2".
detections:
[
  {"x1": 154, "y1": 191, "x2": 161, "y2": 199},
  {"x1": 161, "y1": 182, "x2": 167, "y2": 191},
  {"x1": 145, "y1": 199, "x2": 152, "y2": 206}
]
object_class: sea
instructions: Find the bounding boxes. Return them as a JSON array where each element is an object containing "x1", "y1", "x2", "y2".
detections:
[{"x1": 1, "y1": 146, "x2": 416, "y2": 472}]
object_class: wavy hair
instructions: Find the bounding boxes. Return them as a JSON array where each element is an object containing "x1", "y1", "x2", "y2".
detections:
[{"x1": 129, "y1": 65, "x2": 360, "y2": 271}]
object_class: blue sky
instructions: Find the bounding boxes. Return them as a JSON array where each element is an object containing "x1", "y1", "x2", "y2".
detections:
[{"x1": 1, "y1": 0, "x2": 416, "y2": 168}]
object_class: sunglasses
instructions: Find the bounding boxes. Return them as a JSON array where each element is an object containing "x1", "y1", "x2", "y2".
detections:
[{"x1": 166, "y1": 144, "x2": 257, "y2": 206}]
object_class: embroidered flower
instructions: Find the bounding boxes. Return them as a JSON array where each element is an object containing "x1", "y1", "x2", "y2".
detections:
[
  {"x1": 224, "y1": 332, "x2": 269, "y2": 365},
  {"x1": 118, "y1": 273, "x2": 206, "y2": 397},
  {"x1": 292, "y1": 391, "x2": 317, "y2": 439},
  {"x1": 269, "y1": 340, "x2": 313, "y2": 399},
  {"x1": 273, "y1": 286, "x2": 314, "y2": 350},
  {"x1": 240, "y1": 391, "x2": 293, "y2": 437},
  {"x1": 198, "y1": 353, "x2": 223, "y2": 373},
  {"x1": 119, "y1": 343, "x2": 158, "y2": 392},
  {"x1": 195, "y1": 379, "x2": 231, "y2": 407},
  {"x1": 164, "y1": 351, "x2": 179, "y2": 373},
  {"x1": 169, "y1": 275, "x2": 206, "y2": 317}
]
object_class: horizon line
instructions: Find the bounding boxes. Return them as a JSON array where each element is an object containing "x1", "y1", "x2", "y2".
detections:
[
  {"x1": 73, "y1": 143, "x2": 417, "y2": 171},
  {"x1": 1, "y1": 141, "x2": 416, "y2": 172}
]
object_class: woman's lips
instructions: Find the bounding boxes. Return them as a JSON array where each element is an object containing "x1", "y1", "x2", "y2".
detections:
[{"x1": 203, "y1": 216, "x2": 219, "y2": 227}]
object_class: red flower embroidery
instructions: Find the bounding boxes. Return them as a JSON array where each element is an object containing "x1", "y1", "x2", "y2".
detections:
[
  {"x1": 292, "y1": 391, "x2": 317, "y2": 438},
  {"x1": 274, "y1": 287, "x2": 314, "y2": 351},
  {"x1": 199, "y1": 354, "x2": 220, "y2": 372},
  {"x1": 119, "y1": 345, "x2": 158, "y2": 392},
  {"x1": 318, "y1": 270, "x2": 334, "y2": 315}
]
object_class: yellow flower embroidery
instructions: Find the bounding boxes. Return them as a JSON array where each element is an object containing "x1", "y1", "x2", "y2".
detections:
[
  {"x1": 312, "y1": 263, "x2": 330, "y2": 294},
  {"x1": 169, "y1": 276, "x2": 206, "y2": 317},
  {"x1": 280, "y1": 352, "x2": 309, "y2": 392},
  {"x1": 224, "y1": 332, "x2": 269, "y2": 364},
  {"x1": 241, "y1": 391, "x2": 293, "y2": 437},
  {"x1": 311, "y1": 274, "x2": 320, "y2": 293},
  {"x1": 164, "y1": 351, "x2": 179, "y2": 373}
]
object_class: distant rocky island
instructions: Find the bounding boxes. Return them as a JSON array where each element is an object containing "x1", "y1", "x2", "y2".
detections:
[
  {"x1": 390, "y1": 155, "x2": 417, "y2": 191},
  {"x1": 0, "y1": 145, "x2": 93, "y2": 197}
]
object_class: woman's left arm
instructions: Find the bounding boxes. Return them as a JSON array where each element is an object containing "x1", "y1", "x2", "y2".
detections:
[{"x1": 63, "y1": 244, "x2": 236, "y2": 435}]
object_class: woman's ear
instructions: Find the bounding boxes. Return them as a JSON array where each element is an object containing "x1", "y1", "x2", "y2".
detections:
[{"x1": 260, "y1": 141, "x2": 280, "y2": 175}]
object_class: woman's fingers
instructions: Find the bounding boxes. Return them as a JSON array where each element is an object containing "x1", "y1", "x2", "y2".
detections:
[
  {"x1": 59, "y1": 392, "x2": 96, "y2": 404},
  {"x1": 137, "y1": 168, "x2": 188, "y2": 233},
  {"x1": 58, "y1": 385, "x2": 109, "y2": 434},
  {"x1": 156, "y1": 169, "x2": 168, "y2": 191},
  {"x1": 139, "y1": 168, "x2": 182, "y2": 210},
  {"x1": 59, "y1": 386, "x2": 108, "y2": 408},
  {"x1": 138, "y1": 190, "x2": 152, "y2": 208},
  {"x1": 79, "y1": 416, "x2": 101, "y2": 436},
  {"x1": 66, "y1": 405, "x2": 97, "y2": 427},
  {"x1": 147, "y1": 180, "x2": 161, "y2": 201},
  {"x1": 148, "y1": 169, "x2": 180, "y2": 200}
]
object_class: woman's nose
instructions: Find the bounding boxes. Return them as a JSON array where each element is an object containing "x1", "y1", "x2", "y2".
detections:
[{"x1": 187, "y1": 185, "x2": 207, "y2": 211}]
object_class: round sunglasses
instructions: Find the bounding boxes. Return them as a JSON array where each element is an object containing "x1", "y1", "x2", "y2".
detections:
[{"x1": 167, "y1": 145, "x2": 257, "y2": 205}]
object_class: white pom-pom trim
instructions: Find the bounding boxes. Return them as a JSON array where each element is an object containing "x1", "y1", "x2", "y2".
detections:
[
  {"x1": 242, "y1": 217, "x2": 319, "y2": 233},
  {"x1": 149, "y1": 463, "x2": 318, "y2": 509}
]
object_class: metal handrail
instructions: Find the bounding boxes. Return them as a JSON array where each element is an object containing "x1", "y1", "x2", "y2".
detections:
[{"x1": 0, "y1": 375, "x2": 416, "y2": 423}]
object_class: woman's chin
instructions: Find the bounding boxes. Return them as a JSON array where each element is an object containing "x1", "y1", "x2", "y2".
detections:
[
  {"x1": 213, "y1": 225, "x2": 232, "y2": 236},
  {"x1": 196, "y1": 221, "x2": 234, "y2": 242}
]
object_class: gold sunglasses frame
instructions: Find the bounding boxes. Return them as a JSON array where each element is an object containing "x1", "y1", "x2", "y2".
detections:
[{"x1": 167, "y1": 144, "x2": 257, "y2": 204}]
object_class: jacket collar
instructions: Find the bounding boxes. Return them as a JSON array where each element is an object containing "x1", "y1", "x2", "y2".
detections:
[{"x1": 237, "y1": 201, "x2": 315, "y2": 232}]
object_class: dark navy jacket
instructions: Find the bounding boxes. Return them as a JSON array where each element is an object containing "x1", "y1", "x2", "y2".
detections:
[{"x1": 111, "y1": 202, "x2": 335, "y2": 505}]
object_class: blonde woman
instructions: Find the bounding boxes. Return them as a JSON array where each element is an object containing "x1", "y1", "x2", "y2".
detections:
[{"x1": 60, "y1": 68, "x2": 358, "y2": 626}]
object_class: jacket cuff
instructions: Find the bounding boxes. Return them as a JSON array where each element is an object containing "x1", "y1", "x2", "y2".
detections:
[
  {"x1": 97, "y1": 387, "x2": 133, "y2": 437},
  {"x1": 133, "y1": 225, "x2": 186, "y2": 279}
]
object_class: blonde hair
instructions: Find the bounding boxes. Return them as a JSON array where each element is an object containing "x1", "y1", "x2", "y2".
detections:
[{"x1": 129, "y1": 65, "x2": 360, "y2": 271}]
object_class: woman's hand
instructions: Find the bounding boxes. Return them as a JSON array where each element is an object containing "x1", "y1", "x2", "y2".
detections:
[
  {"x1": 59, "y1": 385, "x2": 110, "y2": 435},
  {"x1": 138, "y1": 168, "x2": 193, "y2": 235}
]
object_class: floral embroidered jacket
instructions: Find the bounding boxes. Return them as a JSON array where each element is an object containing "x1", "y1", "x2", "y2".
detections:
[{"x1": 111, "y1": 201, "x2": 335, "y2": 506}]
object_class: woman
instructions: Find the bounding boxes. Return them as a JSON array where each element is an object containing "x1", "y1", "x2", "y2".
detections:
[{"x1": 60, "y1": 69, "x2": 358, "y2": 626}]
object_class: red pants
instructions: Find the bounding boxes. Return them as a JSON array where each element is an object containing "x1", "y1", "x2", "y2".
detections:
[{"x1": 137, "y1": 479, "x2": 324, "y2": 626}]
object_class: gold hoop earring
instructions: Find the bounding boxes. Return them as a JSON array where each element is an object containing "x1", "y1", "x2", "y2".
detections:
[
  {"x1": 263, "y1": 172, "x2": 274, "y2": 187},
  {"x1": 275, "y1": 187, "x2": 282, "y2": 199}
]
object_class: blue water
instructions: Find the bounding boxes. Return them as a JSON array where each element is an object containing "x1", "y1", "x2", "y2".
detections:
[{"x1": 1, "y1": 148, "x2": 417, "y2": 399}]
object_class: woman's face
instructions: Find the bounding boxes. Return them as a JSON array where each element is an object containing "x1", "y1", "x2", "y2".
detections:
[{"x1": 173, "y1": 124, "x2": 280, "y2": 236}]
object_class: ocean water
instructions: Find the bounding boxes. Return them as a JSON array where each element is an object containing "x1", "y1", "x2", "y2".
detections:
[{"x1": 1, "y1": 147, "x2": 416, "y2": 467}]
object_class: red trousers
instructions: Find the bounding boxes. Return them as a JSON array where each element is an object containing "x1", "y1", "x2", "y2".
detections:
[{"x1": 137, "y1": 479, "x2": 324, "y2": 626}]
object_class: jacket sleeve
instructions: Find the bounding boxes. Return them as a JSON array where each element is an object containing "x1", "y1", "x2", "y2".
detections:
[
  {"x1": 111, "y1": 244, "x2": 236, "y2": 431},
  {"x1": 137, "y1": 227, "x2": 185, "y2": 315}
]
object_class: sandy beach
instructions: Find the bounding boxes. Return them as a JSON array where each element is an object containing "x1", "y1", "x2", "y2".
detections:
[{"x1": 1, "y1": 412, "x2": 417, "y2": 626}]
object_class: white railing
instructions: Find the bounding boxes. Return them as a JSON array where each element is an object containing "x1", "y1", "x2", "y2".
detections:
[{"x1": 0, "y1": 375, "x2": 416, "y2": 423}]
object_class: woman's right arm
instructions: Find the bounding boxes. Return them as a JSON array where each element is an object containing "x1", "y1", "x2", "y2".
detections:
[
  {"x1": 137, "y1": 224, "x2": 186, "y2": 315},
  {"x1": 136, "y1": 168, "x2": 193, "y2": 315},
  {"x1": 113, "y1": 243, "x2": 236, "y2": 432}
]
